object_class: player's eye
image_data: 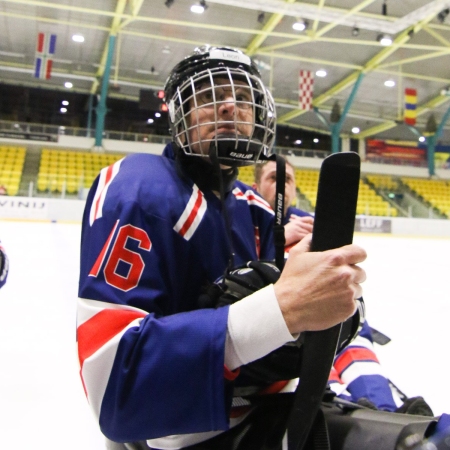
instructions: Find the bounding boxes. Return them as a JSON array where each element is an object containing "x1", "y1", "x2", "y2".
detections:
[{"x1": 197, "y1": 90, "x2": 213, "y2": 105}]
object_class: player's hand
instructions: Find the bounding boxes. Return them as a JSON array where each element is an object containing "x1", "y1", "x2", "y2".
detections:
[
  {"x1": 284, "y1": 215, "x2": 314, "y2": 246},
  {"x1": 274, "y1": 234, "x2": 366, "y2": 335}
]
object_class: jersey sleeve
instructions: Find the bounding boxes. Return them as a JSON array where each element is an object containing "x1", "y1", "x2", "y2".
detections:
[
  {"x1": 77, "y1": 158, "x2": 232, "y2": 442},
  {"x1": 332, "y1": 321, "x2": 400, "y2": 411}
]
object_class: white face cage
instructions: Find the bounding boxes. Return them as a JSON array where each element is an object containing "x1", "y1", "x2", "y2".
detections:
[{"x1": 168, "y1": 66, "x2": 276, "y2": 166}]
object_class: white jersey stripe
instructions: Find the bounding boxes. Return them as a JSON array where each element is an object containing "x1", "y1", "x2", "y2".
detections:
[
  {"x1": 89, "y1": 159, "x2": 123, "y2": 226},
  {"x1": 77, "y1": 297, "x2": 148, "y2": 327},
  {"x1": 339, "y1": 361, "x2": 386, "y2": 385},
  {"x1": 80, "y1": 318, "x2": 142, "y2": 417},
  {"x1": 233, "y1": 187, "x2": 274, "y2": 215}
]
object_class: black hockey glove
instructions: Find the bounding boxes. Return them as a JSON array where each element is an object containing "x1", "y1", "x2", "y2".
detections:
[
  {"x1": 199, "y1": 261, "x2": 364, "y2": 385},
  {"x1": 199, "y1": 261, "x2": 303, "y2": 384},
  {"x1": 395, "y1": 396, "x2": 434, "y2": 417}
]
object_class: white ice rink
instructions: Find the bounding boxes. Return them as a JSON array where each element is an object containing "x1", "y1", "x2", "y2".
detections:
[{"x1": 0, "y1": 219, "x2": 449, "y2": 449}]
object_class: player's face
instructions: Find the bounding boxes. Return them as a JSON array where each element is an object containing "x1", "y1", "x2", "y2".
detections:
[
  {"x1": 185, "y1": 77, "x2": 255, "y2": 156},
  {"x1": 254, "y1": 161, "x2": 297, "y2": 214}
]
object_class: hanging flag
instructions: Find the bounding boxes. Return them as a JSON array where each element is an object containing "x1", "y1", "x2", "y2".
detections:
[
  {"x1": 299, "y1": 70, "x2": 314, "y2": 110},
  {"x1": 404, "y1": 88, "x2": 417, "y2": 126},
  {"x1": 34, "y1": 32, "x2": 57, "y2": 80}
]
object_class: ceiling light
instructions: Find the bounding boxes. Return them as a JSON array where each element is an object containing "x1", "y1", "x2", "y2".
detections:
[
  {"x1": 191, "y1": 0, "x2": 207, "y2": 13},
  {"x1": 377, "y1": 33, "x2": 392, "y2": 46},
  {"x1": 313, "y1": 138, "x2": 319, "y2": 143},
  {"x1": 384, "y1": 79, "x2": 395, "y2": 87},
  {"x1": 136, "y1": 69, "x2": 160, "y2": 76},
  {"x1": 62, "y1": 100, "x2": 69, "y2": 106},
  {"x1": 292, "y1": 19, "x2": 308, "y2": 31},
  {"x1": 60, "y1": 107, "x2": 67, "y2": 113},
  {"x1": 165, "y1": 0, "x2": 174, "y2": 7},
  {"x1": 419, "y1": 136, "x2": 426, "y2": 143},
  {"x1": 351, "y1": 127, "x2": 360, "y2": 134},
  {"x1": 64, "y1": 82, "x2": 73, "y2": 89},
  {"x1": 0, "y1": 51, "x2": 25, "y2": 58},
  {"x1": 294, "y1": 139, "x2": 302, "y2": 145},
  {"x1": 316, "y1": 69, "x2": 327, "y2": 77},
  {"x1": 155, "y1": 112, "x2": 161, "y2": 118},
  {"x1": 72, "y1": 34, "x2": 85, "y2": 43},
  {"x1": 147, "y1": 118, "x2": 154, "y2": 124}
]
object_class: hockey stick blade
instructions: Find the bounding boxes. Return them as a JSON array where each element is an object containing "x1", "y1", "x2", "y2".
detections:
[{"x1": 288, "y1": 152, "x2": 361, "y2": 450}]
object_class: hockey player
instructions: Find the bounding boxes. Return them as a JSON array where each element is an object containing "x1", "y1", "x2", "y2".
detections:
[
  {"x1": 0, "y1": 242, "x2": 8, "y2": 289},
  {"x1": 77, "y1": 45, "x2": 366, "y2": 449},
  {"x1": 253, "y1": 158, "x2": 313, "y2": 250}
]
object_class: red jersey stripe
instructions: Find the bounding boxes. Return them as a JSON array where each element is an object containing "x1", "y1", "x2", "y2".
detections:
[
  {"x1": 89, "y1": 220, "x2": 119, "y2": 277},
  {"x1": 178, "y1": 189, "x2": 203, "y2": 238},
  {"x1": 334, "y1": 347, "x2": 379, "y2": 375},
  {"x1": 224, "y1": 365, "x2": 240, "y2": 381},
  {"x1": 78, "y1": 309, "x2": 146, "y2": 368}
]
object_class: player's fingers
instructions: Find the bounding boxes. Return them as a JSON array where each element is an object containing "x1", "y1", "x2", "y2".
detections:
[
  {"x1": 293, "y1": 233, "x2": 312, "y2": 253},
  {"x1": 327, "y1": 244, "x2": 367, "y2": 265},
  {"x1": 352, "y1": 265, "x2": 366, "y2": 284}
]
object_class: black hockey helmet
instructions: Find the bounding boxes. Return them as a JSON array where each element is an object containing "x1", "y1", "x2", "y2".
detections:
[{"x1": 163, "y1": 45, "x2": 276, "y2": 167}]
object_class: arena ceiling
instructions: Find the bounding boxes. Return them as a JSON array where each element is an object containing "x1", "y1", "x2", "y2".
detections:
[{"x1": 1, "y1": 0, "x2": 450, "y2": 143}]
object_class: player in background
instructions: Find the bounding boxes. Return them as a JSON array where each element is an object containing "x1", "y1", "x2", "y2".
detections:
[
  {"x1": 252, "y1": 157, "x2": 433, "y2": 415},
  {"x1": 77, "y1": 45, "x2": 366, "y2": 449},
  {"x1": 0, "y1": 242, "x2": 8, "y2": 289}
]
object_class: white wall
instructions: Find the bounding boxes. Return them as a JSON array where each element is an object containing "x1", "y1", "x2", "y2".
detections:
[{"x1": 2, "y1": 196, "x2": 450, "y2": 237}]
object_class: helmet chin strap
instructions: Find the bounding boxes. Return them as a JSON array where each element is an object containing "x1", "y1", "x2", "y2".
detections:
[
  {"x1": 257, "y1": 152, "x2": 286, "y2": 271},
  {"x1": 273, "y1": 154, "x2": 286, "y2": 271},
  {"x1": 209, "y1": 142, "x2": 237, "y2": 275},
  {"x1": 209, "y1": 140, "x2": 287, "y2": 278}
]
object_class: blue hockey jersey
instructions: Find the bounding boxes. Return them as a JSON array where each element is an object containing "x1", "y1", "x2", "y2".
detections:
[{"x1": 77, "y1": 148, "x2": 276, "y2": 443}]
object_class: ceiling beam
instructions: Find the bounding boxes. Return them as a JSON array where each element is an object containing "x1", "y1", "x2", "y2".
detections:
[
  {"x1": 311, "y1": 0, "x2": 326, "y2": 33},
  {"x1": 422, "y1": 24, "x2": 450, "y2": 47},
  {"x1": 90, "y1": 0, "x2": 128, "y2": 95},
  {"x1": 246, "y1": 0, "x2": 297, "y2": 56},
  {"x1": 199, "y1": 0, "x2": 450, "y2": 34},
  {"x1": 277, "y1": 13, "x2": 438, "y2": 125},
  {"x1": 258, "y1": 0, "x2": 377, "y2": 54}
]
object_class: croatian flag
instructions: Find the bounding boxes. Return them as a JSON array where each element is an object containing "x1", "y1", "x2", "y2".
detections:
[
  {"x1": 34, "y1": 32, "x2": 57, "y2": 79},
  {"x1": 299, "y1": 70, "x2": 314, "y2": 110}
]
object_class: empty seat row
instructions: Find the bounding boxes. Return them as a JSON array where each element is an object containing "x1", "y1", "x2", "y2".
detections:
[
  {"x1": 38, "y1": 149, "x2": 126, "y2": 193},
  {"x1": 0, "y1": 146, "x2": 26, "y2": 195}
]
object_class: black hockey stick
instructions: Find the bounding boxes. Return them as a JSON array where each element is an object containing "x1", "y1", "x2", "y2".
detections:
[{"x1": 287, "y1": 152, "x2": 361, "y2": 450}]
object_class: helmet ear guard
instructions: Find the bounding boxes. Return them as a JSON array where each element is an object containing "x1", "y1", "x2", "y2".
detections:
[{"x1": 164, "y1": 46, "x2": 276, "y2": 167}]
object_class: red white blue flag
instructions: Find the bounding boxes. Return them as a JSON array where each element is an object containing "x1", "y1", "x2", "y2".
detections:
[{"x1": 34, "y1": 32, "x2": 57, "y2": 79}]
